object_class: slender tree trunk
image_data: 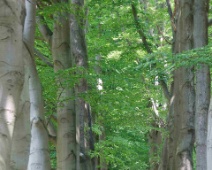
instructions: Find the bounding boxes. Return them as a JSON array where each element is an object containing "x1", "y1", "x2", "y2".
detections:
[
  {"x1": 193, "y1": 0, "x2": 210, "y2": 169},
  {"x1": 52, "y1": 5, "x2": 76, "y2": 169},
  {"x1": 0, "y1": 1, "x2": 24, "y2": 169},
  {"x1": 70, "y1": 0, "x2": 93, "y2": 169},
  {"x1": 27, "y1": 53, "x2": 51, "y2": 170},
  {"x1": 23, "y1": 0, "x2": 51, "y2": 169},
  {"x1": 207, "y1": 99, "x2": 212, "y2": 169},
  {"x1": 148, "y1": 101, "x2": 163, "y2": 170},
  {"x1": 158, "y1": 1, "x2": 174, "y2": 169}
]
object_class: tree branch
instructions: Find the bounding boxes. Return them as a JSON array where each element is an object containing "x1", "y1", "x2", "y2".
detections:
[
  {"x1": 165, "y1": 0, "x2": 173, "y2": 19},
  {"x1": 34, "y1": 48, "x2": 53, "y2": 67},
  {"x1": 166, "y1": 0, "x2": 176, "y2": 36},
  {"x1": 36, "y1": 15, "x2": 53, "y2": 47},
  {"x1": 151, "y1": 98, "x2": 159, "y2": 117},
  {"x1": 131, "y1": 3, "x2": 152, "y2": 53},
  {"x1": 87, "y1": 103, "x2": 95, "y2": 151},
  {"x1": 131, "y1": 2, "x2": 171, "y2": 103},
  {"x1": 159, "y1": 80, "x2": 171, "y2": 101},
  {"x1": 157, "y1": 26, "x2": 172, "y2": 45}
]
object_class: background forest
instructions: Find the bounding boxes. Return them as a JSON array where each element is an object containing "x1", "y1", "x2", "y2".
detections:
[
  {"x1": 29, "y1": 0, "x2": 212, "y2": 169},
  {"x1": 36, "y1": 0, "x2": 170, "y2": 169},
  {"x1": 1, "y1": 0, "x2": 212, "y2": 170}
]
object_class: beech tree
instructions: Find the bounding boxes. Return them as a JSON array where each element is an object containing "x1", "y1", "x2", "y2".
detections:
[
  {"x1": 194, "y1": 0, "x2": 210, "y2": 169},
  {"x1": 52, "y1": 1, "x2": 76, "y2": 169},
  {"x1": 24, "y1": 0, "x2": 51, "y2": 169},
  {"x1": 159, "y1": 0, "x2": 210, "y2": 169},
  {"x1": 0, "y1": 1, "x2": 24, "y2": 169},
  {"x1": 37, "y1": 0, "x2": 92, "y2": 169},
  {"x1": 1, "y1": 0, "x2": 212, "y2": 169},
  {"x1": 70, "y1": 0, "x2": 94, "y2": 168},
  {"x1": 168, "y1": 0, "x2": 195, "y2": 168}
]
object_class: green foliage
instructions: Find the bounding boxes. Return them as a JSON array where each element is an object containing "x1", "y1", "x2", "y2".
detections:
[
  {"x1": 95, "y1": 132, "x2": 149, "y2": 170},
  {"x1": 84, "y1": 1, "x2": 172, "y2": 169},
  {"x1": 35, "y1": 0, "x2": 212, "y2": 169},
  {"x1": 36, "y1": 59, "x2": 56, "y2": 117},
  {"x1": 50, "y1": 144, "x2": 57, "y2": 168}
]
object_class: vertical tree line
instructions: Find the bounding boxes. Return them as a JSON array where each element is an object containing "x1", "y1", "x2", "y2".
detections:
[
  {"x1": 0, "y1": 0, "x2": 212, "y2": 170},
  {"x1": 0, "y1": 0, "x2": 94, "y2": 169},
  {"x1": 159, "y1": 0, "x2": 210, "y2": 169}
]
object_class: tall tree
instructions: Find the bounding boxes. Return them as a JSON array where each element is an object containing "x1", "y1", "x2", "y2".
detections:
[
  {"x1": 52, "y1": 1, "x2": 76, "y2": 169},
  {"x1": 0, "y1": 1, "x2": 24, "y2": 169},
  {"x1": 70, "y1": 0, "x2": 93, "y2": 169},
  {"x1": 194, "y1": 0, "x2": 210, "y2": 169},
  {"x1": 160, "y1": 0, "x2": 195, "y2": 169},
  {"x1": 159, "y1": 1, "x2": 211, "y2": 169},
  {"x1": 23, "y1": 0, "x2": 51, "y2": 169},
  {"x1": 37, "y1": 1, "x2": 78, "y2": 169}
]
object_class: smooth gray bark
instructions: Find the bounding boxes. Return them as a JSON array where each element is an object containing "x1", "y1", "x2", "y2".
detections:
[
  {"x1": 52, "y1": 9, "x2": 76, "y2": 170},
  {"x1": 23, "y1": 0, "x2": 51, "y2": 169},
  {"x1": 36, "y1": 2, "x2": 78, "y2": 169},
  {"x1": 207, "y1": 99, "x2": 212, "y2": 169},
  {"x1": 10, "y1": 63, "x2": 30, "y2": 170},
  {"x1": 0, "y1": 1, "x2": 24, "y2": 169},
  {"x1": 193, "y1": 0, "x2": 210, "y2": 169},
  {"x1": 25, "y1": 37, "x2": 51, "y2": 170}
]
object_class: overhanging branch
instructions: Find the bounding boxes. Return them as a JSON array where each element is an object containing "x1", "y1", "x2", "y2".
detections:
[
  {"x1": 131, "y1": 2, "x2": 171, "y2": 103},
  {"x1": 36, "y1": 15, "x2": 53, "y2": 47},
  {"x1": 131, "y1": 3, "x2": 152, "y2": 53},
  {"x1": 159, "y1": 80, "x2": 171, "y2": 101},
  {"x1": 34, "y1": 48, "x2": 53, "y2": 67},
  {"x1": 165, "y1": 0, "x2": 173, "y2": 19}
]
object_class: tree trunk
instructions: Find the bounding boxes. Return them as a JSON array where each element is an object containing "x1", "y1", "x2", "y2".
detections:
[
  {"x1": 70, "y1": 0, "x2": 93, "y2": 169},
  {"x1": 148, "y1": 97, "x2": 164, "y2": 170},
  {"x1": 0, "y1": 1, "x2": 24, "y2": 169},
  {"x1": 23, "y1": 0, "x2": 51, "y2": 169},
  {"x1": 52, "y1": 6, "x2": 76, "y2": 169},
  {"x1": 172, "y1": 68, "x2": 195, "y2": 169},
  {"x1": 193, "y1": 0, "x2": 210, "y2": 169},
  {"x1": 160, "y1": 1, "x2": 195, "y2": 169},
  {"x1": 207, "y1": 99, "x2": 212, "y2": 169},
  {"x1": 10, "y1": 63, "x2": 30, "y2": 170},
  {"x1": 171, "y1": 0, "x2": 195, "y2": 169},
  {"x1": 26, "y1": 34, "x2": 51, "y2": 170}
]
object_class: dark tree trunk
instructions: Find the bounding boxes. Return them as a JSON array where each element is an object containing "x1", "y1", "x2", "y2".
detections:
[
  {"x1": 70, "y1": 0, "x2": 95, "y2": 169},
  {"x1": 160, "y1": 1, "x2": 196, "y2": 169}
]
